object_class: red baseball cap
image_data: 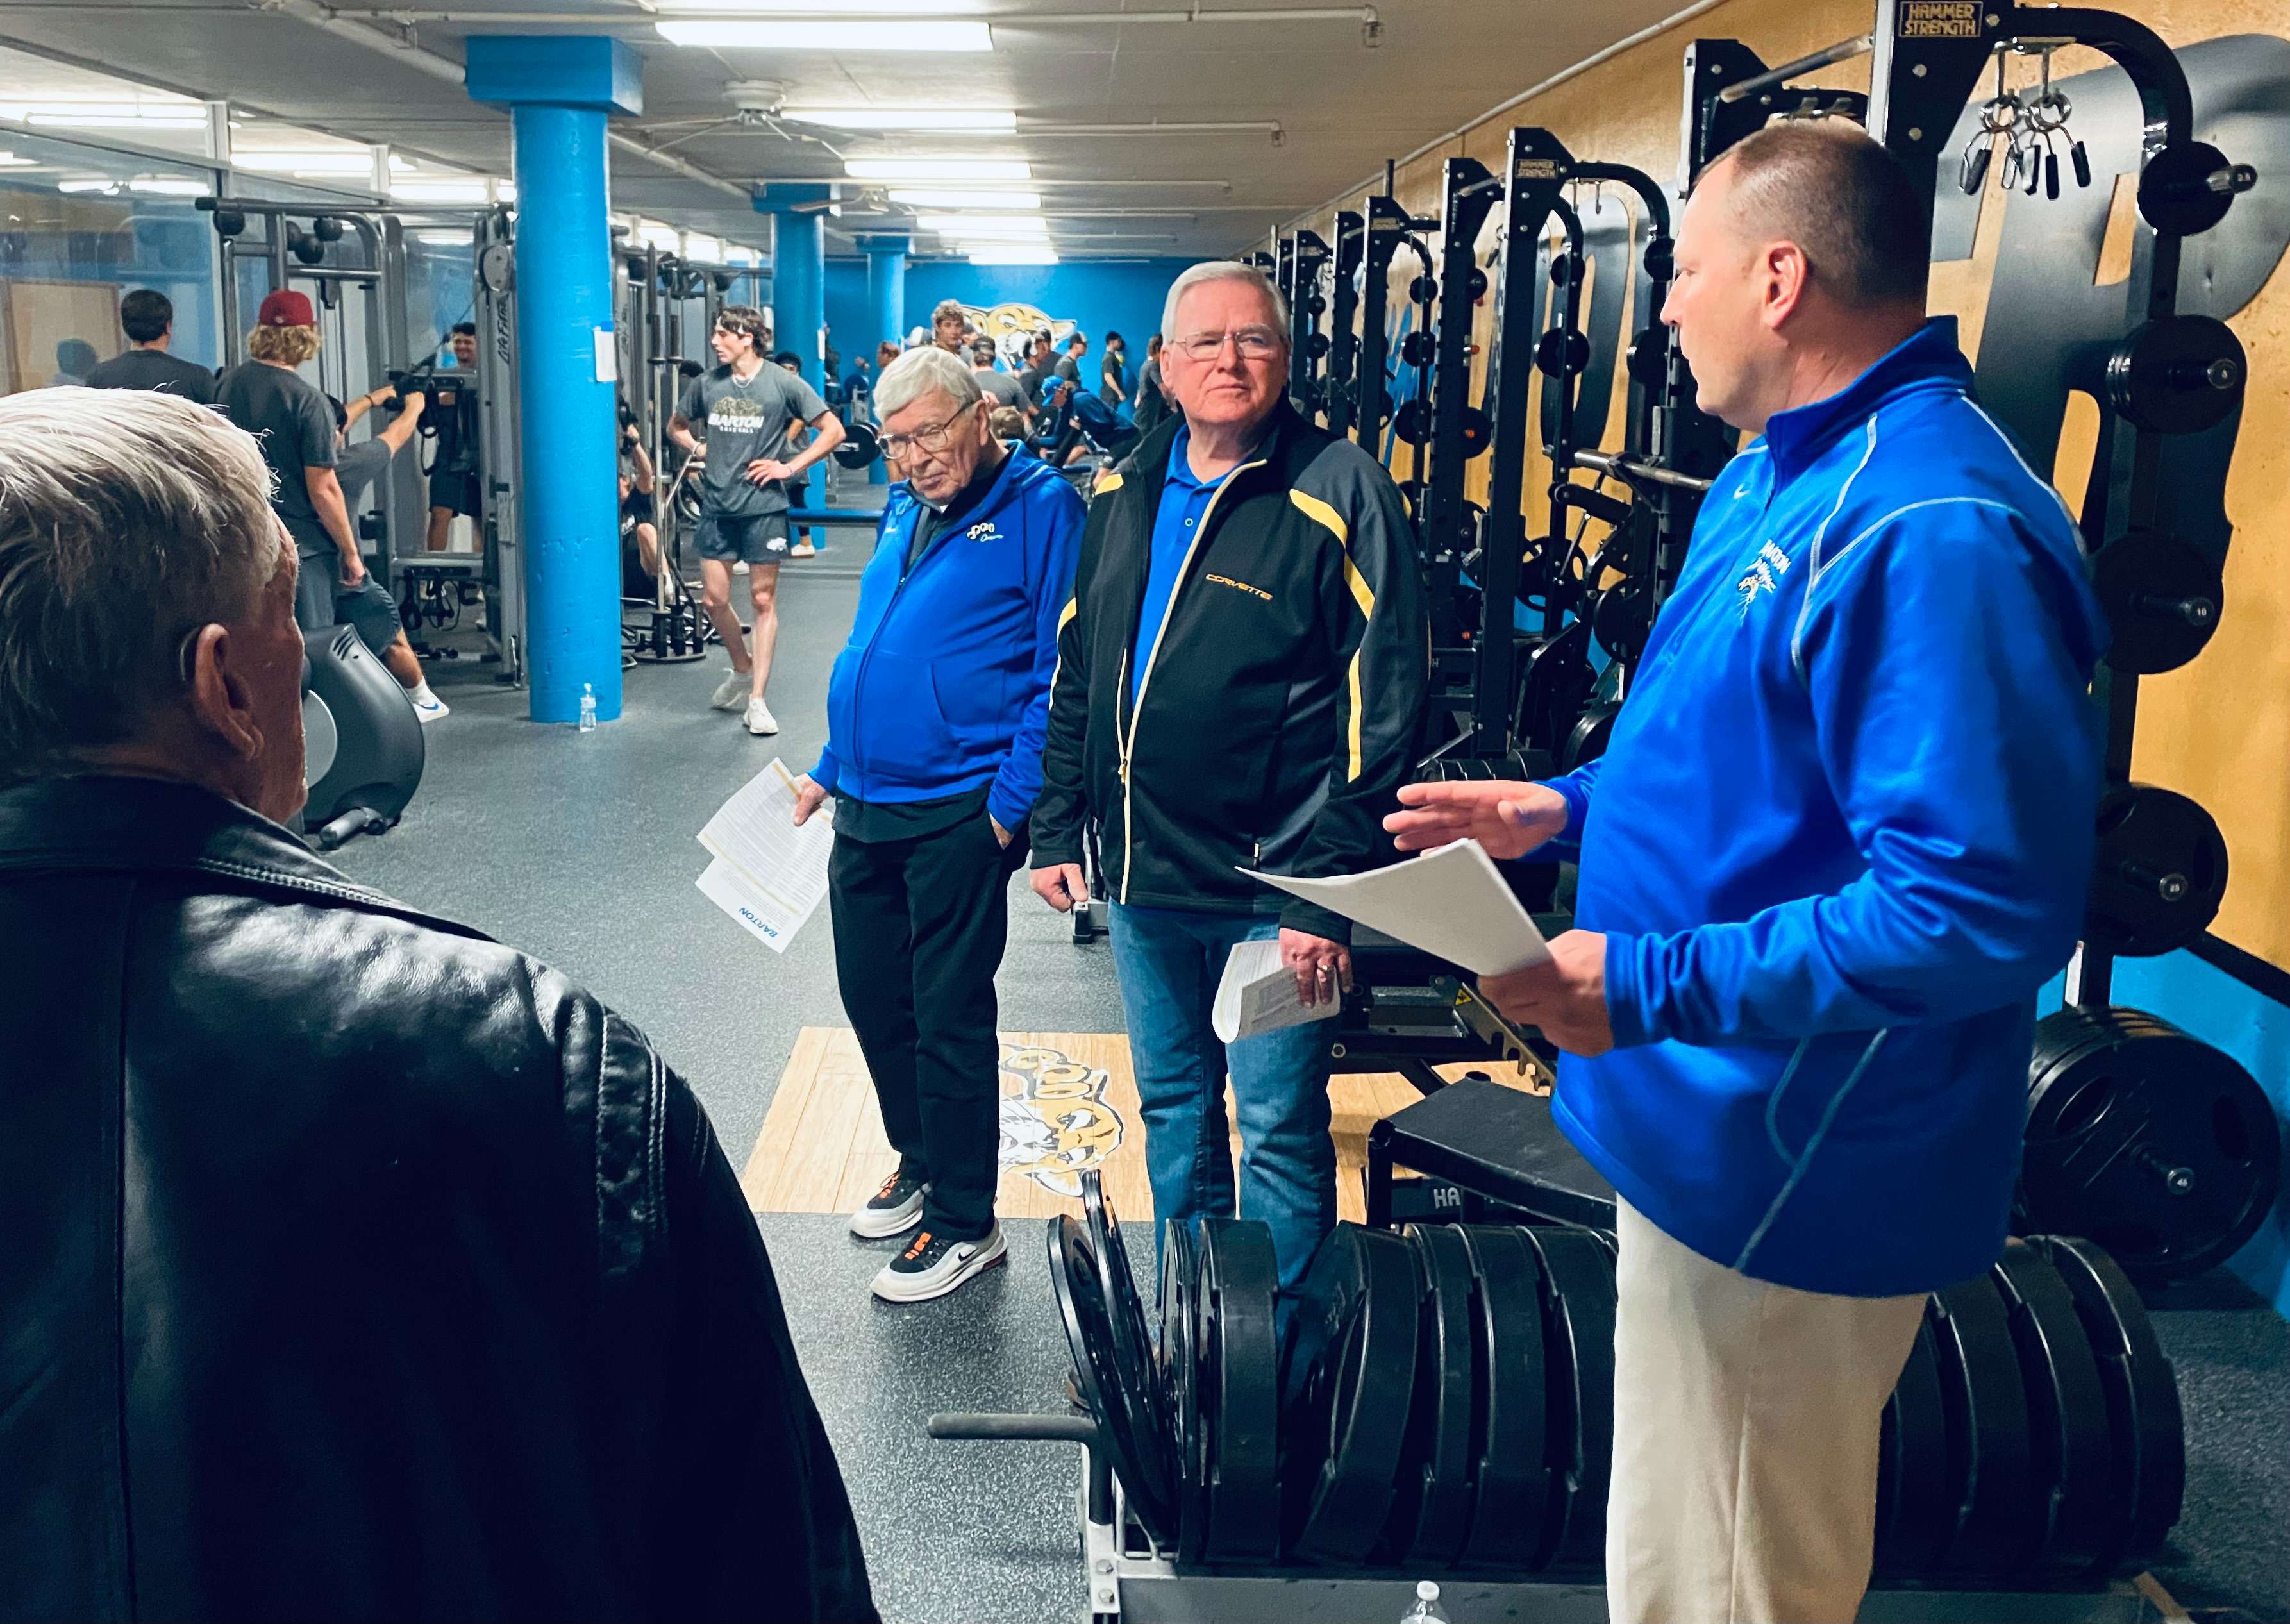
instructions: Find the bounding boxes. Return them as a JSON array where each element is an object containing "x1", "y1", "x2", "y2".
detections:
[{"x1": 257, "y1": 289, "x2": 315, "y2": 328}]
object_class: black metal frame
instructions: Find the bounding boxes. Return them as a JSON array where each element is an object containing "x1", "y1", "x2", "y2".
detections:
[
  {"x1": 1352, "y1": 192, "x2": 1437, "y2": 456},
  {"x1": 1324, "y1": 210, "x2": 1366, "y2": 439},
  {"x1": 1287, "y1": 228, "x2": 1333, "y2": 417}
]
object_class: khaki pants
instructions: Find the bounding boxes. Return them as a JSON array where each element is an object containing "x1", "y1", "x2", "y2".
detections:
[{"x1": 1605, "y1": 1198, "x2": 1926, "y2": 1624}]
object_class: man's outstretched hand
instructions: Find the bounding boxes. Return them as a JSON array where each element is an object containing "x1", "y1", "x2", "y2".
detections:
[
  {"x1": 1383, "y1": 780, "x2": 1569, "y2": 860},
  {"x1": 1479, "y1": 930, "x2": 1612, "y2": 1057}
]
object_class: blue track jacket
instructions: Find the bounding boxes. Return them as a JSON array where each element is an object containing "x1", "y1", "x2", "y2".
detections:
[
  {"x1": 812, "y1": 451, "x2": 1085, "y2": 830},
  {"x1": 1541, "y1": 320, "x2": 2109, "y2": 1297}
]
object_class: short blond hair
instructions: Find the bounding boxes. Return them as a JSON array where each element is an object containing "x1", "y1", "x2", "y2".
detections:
[
  {"x1": 247, "y1": 322, "x2": 321, "y2": 365},
  {"x1": 0, "y1": 389, "x2": 280, "y2": 777}
]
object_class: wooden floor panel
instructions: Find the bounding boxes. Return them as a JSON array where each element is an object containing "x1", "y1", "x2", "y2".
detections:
[{"x1": 740, "y1": 1028, "x2": 1537, "y2": 1226}]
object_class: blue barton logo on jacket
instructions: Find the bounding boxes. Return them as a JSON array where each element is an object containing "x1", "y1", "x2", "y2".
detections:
[{"x1": 1736, "y1": 539, "x2": 1793, "y2": 617}]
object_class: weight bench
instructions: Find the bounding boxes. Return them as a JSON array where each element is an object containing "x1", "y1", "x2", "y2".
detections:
[{"x1": 1363, "y1": 1073, "x2": 1617, "y2": 1231}]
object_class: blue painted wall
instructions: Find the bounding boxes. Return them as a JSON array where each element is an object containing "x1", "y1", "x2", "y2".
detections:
[
  {"x1": 2037, "y1": 956, "x2": 2290, "y2": 1315},
  {"x1": 825, "y1": 256, "x2": 1191, "y2": 392}
]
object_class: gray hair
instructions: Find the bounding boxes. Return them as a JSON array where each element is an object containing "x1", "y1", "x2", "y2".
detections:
[
  {"x1": 931, "y1": 297, "x2": 969, "y2": 329},
  {"x1": 1161, "y1": 260, "x2": 1290, "y2": 343},
  {"x1": 874, "y1": 344, "x2": 983, "y2": 420},
  {"x1": 0, "y1": 389, "x2": 279, "y2": 778}
]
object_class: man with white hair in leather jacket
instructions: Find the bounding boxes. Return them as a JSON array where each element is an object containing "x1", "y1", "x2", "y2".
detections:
[{"x1": 0, "y1": 387, "x2": 875, "y2": 1623}]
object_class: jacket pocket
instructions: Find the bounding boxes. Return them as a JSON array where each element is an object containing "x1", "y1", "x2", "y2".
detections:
[{"x1": 852, "y1": 649, "x2": 962, "y2": 785}]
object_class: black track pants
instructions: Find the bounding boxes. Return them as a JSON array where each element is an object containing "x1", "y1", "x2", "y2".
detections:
[{"x1": 828, "y1": 812, "x2": 1026, "y2": 1240}]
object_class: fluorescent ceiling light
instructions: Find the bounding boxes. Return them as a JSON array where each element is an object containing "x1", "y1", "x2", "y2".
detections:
[
  {"x1": 656, "y1": 19, "x2": 991, "y2": 50},
  {"x1": 661, "y1": 0, "x2": 981, "y2": 8},
  {"x1": 57, "y1": 178, "x2": 119, "y2": 194},
  {"x1": 0, "y1": 151, "x2": 35, "y2": 168},
  {"x1": 784, "y1": 107, "x2": 1015, "y2": 132},
  {"x1": 129, "y1": 176, "x2": 211, "y2": 197},
  {"x1": 849, "y1": 158, "x2": 1030, "y2": 183},
  {"x1": 415, "y1": 229, "x2": 472, "y2": 246},
  {"x1": 915, "y1": 213, "x2": 1047, "y2": 235},
  {"x1": 968, "y1": 247, "x2": 1058, "y2": 265},
  {"x1": 235, "y1": 151, "x2": 375, "y2": 176},
  {"x1": 1, "y1": 101, "x2": 207, "y2": 128},
  {"x1": 888, "y1": 188, "x2": 1039, "y2": 209}
]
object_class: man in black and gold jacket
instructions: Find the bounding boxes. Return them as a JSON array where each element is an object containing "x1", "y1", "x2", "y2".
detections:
[{"x1": 1029, "y1": 260, "x2": 1427, "y2": 1295}]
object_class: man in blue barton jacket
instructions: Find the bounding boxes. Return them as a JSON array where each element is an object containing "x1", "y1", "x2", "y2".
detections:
[
  {"x1": 792, "y1": 346, "x2": 1084, "y2": 1306},
  {"x1": 1389, "y1": 125, "x2": 2107, "y2": 1622}
]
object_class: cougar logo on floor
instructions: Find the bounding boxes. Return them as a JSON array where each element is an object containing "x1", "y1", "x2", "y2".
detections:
[{"x1": 996, "y1": 1043, "x2": 1126, "y2": 1196}]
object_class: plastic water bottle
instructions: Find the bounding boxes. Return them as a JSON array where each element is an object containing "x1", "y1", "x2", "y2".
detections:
[
  {"x1": 1401, "y1": 1579, "x2": 1451, "y2": 1623},
  {"x1": 578, "y1": 683, "x2": 597, "y2": 733}
]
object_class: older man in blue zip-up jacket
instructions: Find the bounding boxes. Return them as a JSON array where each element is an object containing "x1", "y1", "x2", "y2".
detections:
[
  {"x1": 1390, "y1": 126, "x2": 2107, "y2": 1622},
  {"x1": 792, "y1": 346, "x2": 1084, "y2": 1307}
]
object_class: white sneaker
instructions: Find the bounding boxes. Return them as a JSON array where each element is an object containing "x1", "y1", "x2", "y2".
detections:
[
  {"x1": 849, "y1": 1170, "x2": 927, "y2": 1239},
  {"x1": 871, "y1": 1223, "x2": 1008, "y2": 1303},
  {"x1": 789, "y1": 539, "x2": 817, "y2": 558},
  {"x1": 410, "y1": 694, "x2": 449, "y2": 724},
  {"x1": 744, "y1": 696, "x2": 778, "y2": 736},
  {"x1": 710, "y1": 670, "x2": 749, "y2": 710}
]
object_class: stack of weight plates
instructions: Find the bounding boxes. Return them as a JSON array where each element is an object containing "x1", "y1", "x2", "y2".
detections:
[{"x1": 1051, "y1": 1177, "x2": 2184, "y2": 1583}]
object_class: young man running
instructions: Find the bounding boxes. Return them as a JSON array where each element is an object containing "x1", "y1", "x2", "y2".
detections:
[{"x1": 669, "y1": 306, "x2": 845, "y2": 734}]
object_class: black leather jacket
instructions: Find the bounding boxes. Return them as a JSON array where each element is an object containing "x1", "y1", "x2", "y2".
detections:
[{"x1": 0, "y1": 776, "x2": 876, "y2": 1623}]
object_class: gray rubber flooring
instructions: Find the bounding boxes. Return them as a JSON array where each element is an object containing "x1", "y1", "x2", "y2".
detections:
[{"x1": 329, "y1": 545, "x2": 2290, "y2": 1624}]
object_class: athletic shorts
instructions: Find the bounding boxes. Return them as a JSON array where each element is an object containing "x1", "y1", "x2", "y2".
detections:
[
  {"x1": 695, "y1": 511, "x2": 791, "y2": 565},
  {"x1": 428, "y1": 467, "x2": 482, "y2": 517},
  {"x1": 333, "y1": 574, "x2": 405, "y2": 658}
]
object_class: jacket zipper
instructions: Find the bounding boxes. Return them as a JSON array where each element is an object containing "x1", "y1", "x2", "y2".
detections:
[
  {"x1": 849, "y1": 469, "x2": 1018, "y2": 787},
  {"x1": 1116, "y1": 455, "x2": 1266, "y2": 904}
]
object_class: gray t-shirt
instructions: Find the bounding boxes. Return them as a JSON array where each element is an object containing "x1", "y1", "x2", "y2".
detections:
[
  {"x1": 975, "y1": 367, "x2": 1026, "y2": 413},
  {"x1": 84, "y1": 347, "x2": 216, "y2": 404},
  {"x1": 217, "y1": 361, "x2": 337, "y2": 554},
  {"x1": 1053, "y1": 354, "x2": 1082, "y2": 385},
  {"x1": 677, "y1": 362, "x2": 828, "y2": 518},
  {"x1": 1015, "y1": 359, "x2": 1051, "y2": 408}
]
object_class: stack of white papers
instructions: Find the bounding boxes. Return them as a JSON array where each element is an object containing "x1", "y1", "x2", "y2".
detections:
[
  {"x1": 1241, "y1": 839, "x2": 1550, "y2": 976},
  {"x1": 695, "y1": 758, "x2": 835, "y2": 953},
  {"x1": 1211, "y1": 937, "x2": 1332, "y2": 1044}
]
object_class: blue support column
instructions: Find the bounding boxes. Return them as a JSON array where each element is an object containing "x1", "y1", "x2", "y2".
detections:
[
  {"x1": 465, "y1": 36, "x2": 641, "y2": 724},
  {"x1": 861, "y1": 233, "x2": 908, "y2": 483},
  {"x1": 769, "y1": 209, "x2": 826, "y2": 511}
]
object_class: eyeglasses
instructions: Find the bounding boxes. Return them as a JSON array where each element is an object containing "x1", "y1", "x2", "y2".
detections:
[
  {"x1": 880, "y1": 403, "x2": 978, "y2": 460},
  {"x1": 1171, "y1": 326, "x2": 1284, "y2": 363}
]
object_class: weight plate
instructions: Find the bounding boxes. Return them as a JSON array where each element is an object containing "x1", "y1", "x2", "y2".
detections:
[
  {"x1": 1457, "y1": 406, "x2": 1492, "y2": 460},
  {"x1": 1197, "y1": 1217, "x2": 1282, "y2": 1562},
  {"x1": 1875, "y1": 1318, "x2": 1958, "y2": 1579},
  {"x1": 1393, "y1": 399, "x2": 1436, "y2": 445},
  {"x1": 2137, "y1": 140, "x2": 2238, "y2": 237},
  {"x1": 2093, "y1": 531, "x2": 2224, "y2": 675},
  {"x1": 1992, "y1": 1239, "x2": 2117, "y2": 1571},
  {"x1": 1560, "y1": 699, "x2": 1621, "y2": 773},
  {"x1": 1519, "y1": 1224, "x2": 1615, "y2": 1571},
  {"x1": 1391, "y1": 1225, "x2": 1480, "y2": 1567},
  {"x1": 2086, "y1": 783, "x2": 2228, "y2": 956},
  {"x1": 2030, "y1": 1235, "x2": 2185, "y2": 1564},
  {"x1": 1457, "y1": 1225, "x2": 1548, "y2": 1570},
  {"x1": 1926, "y1": 1273, "x2": 2037, "y2": 1575},
  {"x1": 1048, "y1": 1216, "x2": 1180, "y2": 1547},
  {"x1": 833, "y1": 420, "x2": 881, "y2": 469},
  {"x1": 1535, "y1": 327, "x2": 1591, "y2": 378},
  {"x1": 2105, "y1": 315, "x2": 2245, "y2": 435},
  {"x1": 2019, "y1": 1005, "x2": 2281, "y2": 1282},
  {"x1": 1280, "y1": 1225, "x2": 1419, "y2": 1564},
  {"x1": 1082, "y1": 1171, "x2": 1176, "y2": 1518},
  {"x1": 1161, "y1": 1218, "x2": 1210, "y2": 1565}
]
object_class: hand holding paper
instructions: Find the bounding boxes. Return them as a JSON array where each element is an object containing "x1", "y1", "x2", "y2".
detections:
[{"x1": 1242, "y1": 839, "x2": 1550, "y2": 976}]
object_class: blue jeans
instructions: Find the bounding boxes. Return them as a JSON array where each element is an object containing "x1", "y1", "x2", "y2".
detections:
[{"x1": 1108, "y1": 903, "x2": 1338, "y2": 1298}]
